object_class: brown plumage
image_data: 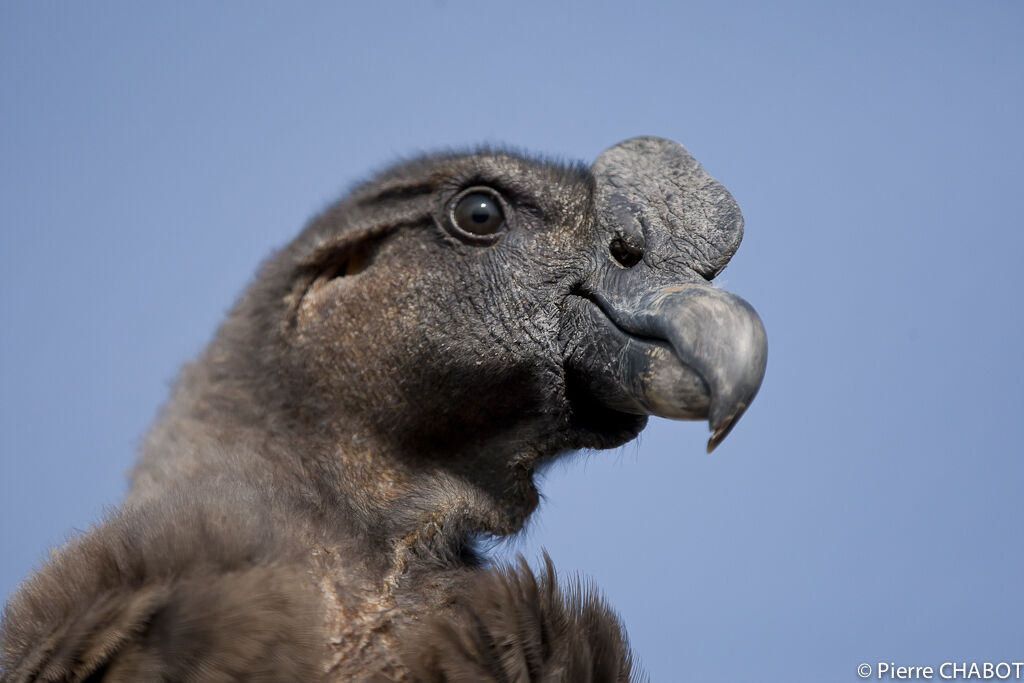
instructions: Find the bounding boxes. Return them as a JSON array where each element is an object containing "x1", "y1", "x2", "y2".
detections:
[
  {"x1": 1, "y1": 137, "x2": 766, "y2": 681},
  {"x1": 398, "y1": 556, "x2": 639, "y2": 683}
]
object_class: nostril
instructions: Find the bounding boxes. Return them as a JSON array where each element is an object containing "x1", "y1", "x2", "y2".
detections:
[{"x1": 609, "y1": 237, "x2": 643, "y2": 268}]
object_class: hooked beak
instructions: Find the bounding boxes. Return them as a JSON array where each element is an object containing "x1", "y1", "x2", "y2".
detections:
[{"x1": 584, "y1": 281, "x2": 767, "y2": 452}]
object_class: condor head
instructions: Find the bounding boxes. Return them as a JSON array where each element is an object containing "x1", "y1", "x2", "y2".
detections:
[{"x1": 198, "y1": 136, "x2": 767, "y2": 535}]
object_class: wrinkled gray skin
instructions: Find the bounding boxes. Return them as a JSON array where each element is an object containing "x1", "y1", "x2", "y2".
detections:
[
  {"x1": 581, "y1": 138, "x2": 766, "y2": 450},
  {"x1": 0, "y1": 137, "x2": 766, "y2": 682}
]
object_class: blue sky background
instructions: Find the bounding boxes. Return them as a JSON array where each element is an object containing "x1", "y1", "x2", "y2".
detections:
[{"x1": 2, "y1": 2, "x2": 1022, "y2": 680}]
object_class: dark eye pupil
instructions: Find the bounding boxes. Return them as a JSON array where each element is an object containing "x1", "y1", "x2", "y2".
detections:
[
  {"x1": 453, "y1": 192, "x2": 504, "y2": 236},
  {"x1": 471, "y1": 206, "x2": 490, "y2": 223}
]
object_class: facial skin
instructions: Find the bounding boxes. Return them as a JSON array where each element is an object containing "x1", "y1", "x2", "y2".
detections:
[{"x1": 134, "y1": 137, "x2": 765, "y2": 544}]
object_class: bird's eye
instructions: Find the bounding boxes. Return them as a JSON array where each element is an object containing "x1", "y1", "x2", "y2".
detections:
[{"x1": 451, "y1": 190, "x2": 505, "y2": 237}]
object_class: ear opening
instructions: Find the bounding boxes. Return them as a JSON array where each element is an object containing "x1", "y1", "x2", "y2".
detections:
[
  {"x1": 315, "y1": 242, "x2": 374, "y2": 281},
  {"x1": 285, "y1": 235, "x2": 384, "y2": 333}
]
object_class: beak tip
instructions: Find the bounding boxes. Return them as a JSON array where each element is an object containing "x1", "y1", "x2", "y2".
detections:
[{"x1": 706, "y1": 403, "x2": 748, "y2": 453}]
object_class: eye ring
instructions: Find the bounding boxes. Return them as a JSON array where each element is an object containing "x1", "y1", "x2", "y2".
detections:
[{"x1": 447, "y1": 186, "x2": 508, "y2": 244}]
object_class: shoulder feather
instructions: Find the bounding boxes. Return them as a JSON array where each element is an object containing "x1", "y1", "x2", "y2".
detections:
[{"x1": 1, "y1": 483, "x2": 324, "y2": 682}]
